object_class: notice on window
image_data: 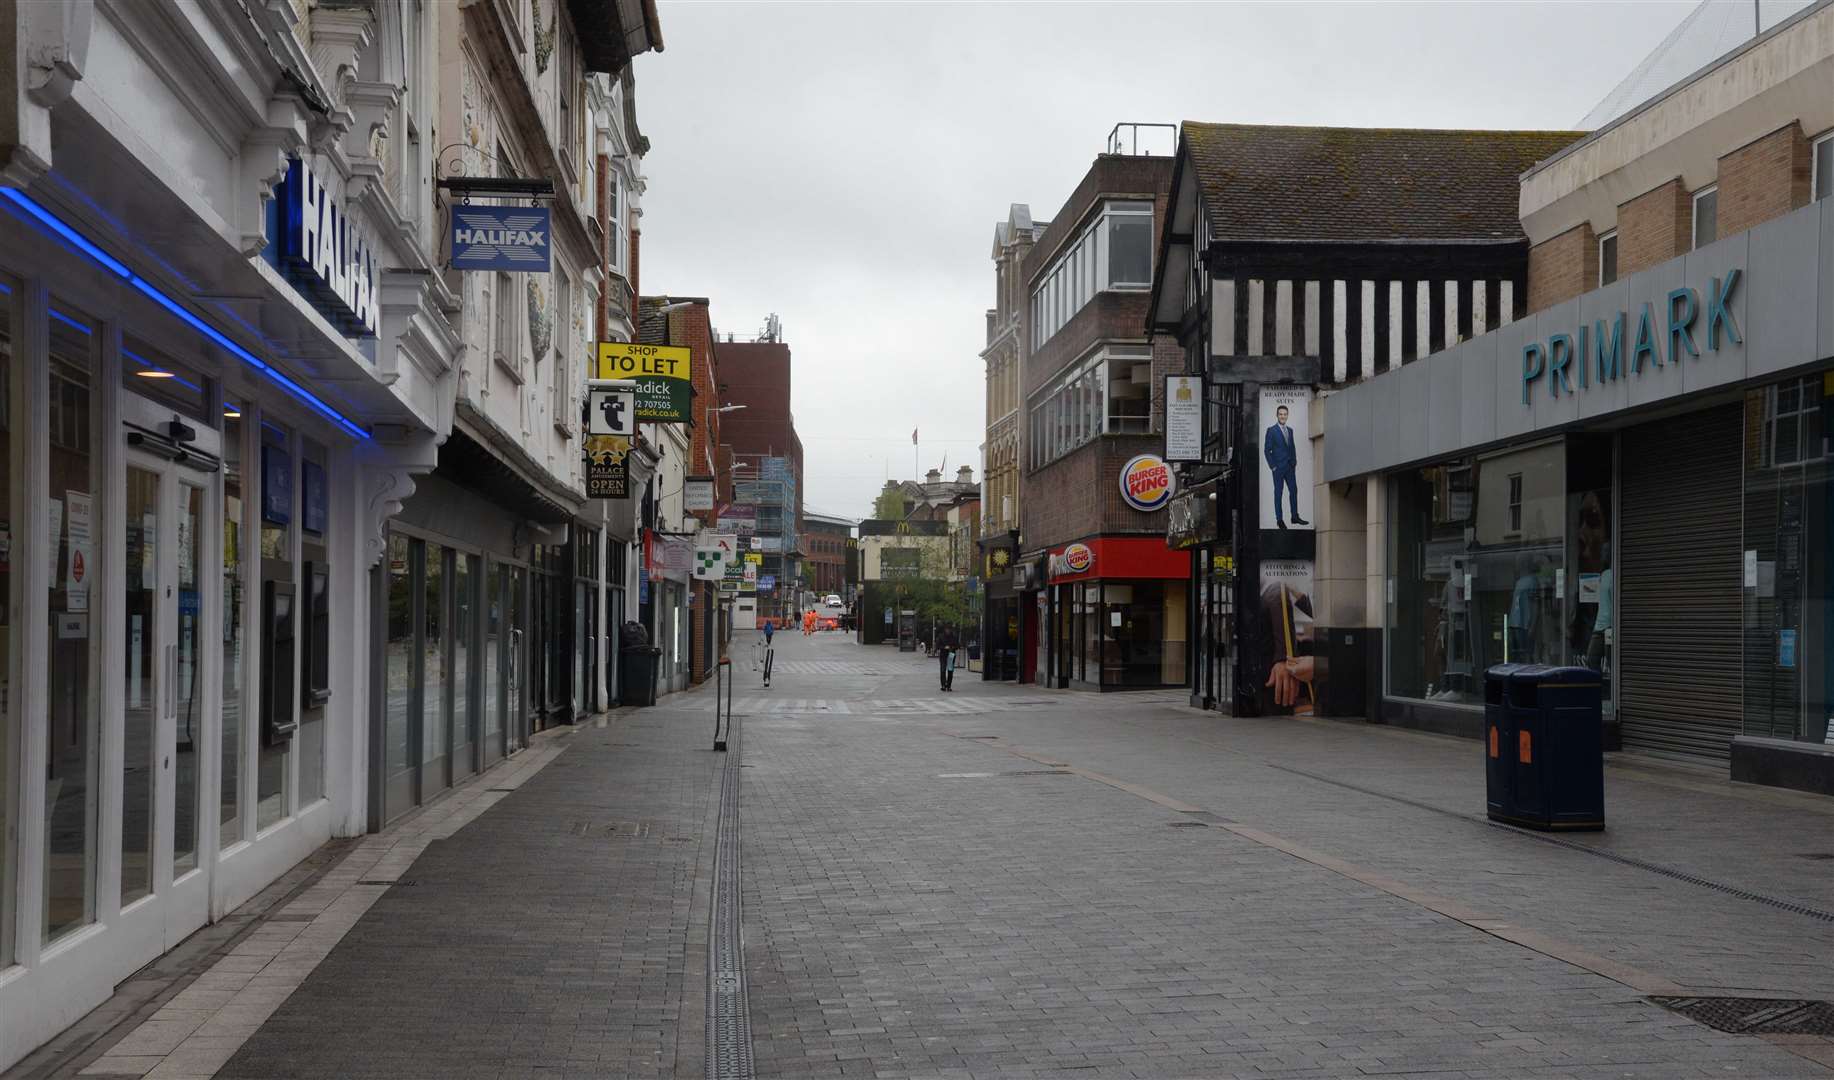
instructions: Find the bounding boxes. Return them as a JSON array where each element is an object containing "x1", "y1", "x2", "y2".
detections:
[
  {"x1": 48, "y1": 498, "x2": 63, "y2": 580},
  {"x1": 66, "y1": 492, "x2": 93, "y2": 613}
]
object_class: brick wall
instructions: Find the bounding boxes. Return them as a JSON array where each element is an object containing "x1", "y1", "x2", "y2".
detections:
[
  {"x1": 1526, "y1": 224, "x2": 1596, "y2": 314},
  {"x1": 1617, "y1": 179, "x2": 1691, "y2": 274},
  {"x1": 1717, "y1": 123, "x2": 1811, "y2": 237}
]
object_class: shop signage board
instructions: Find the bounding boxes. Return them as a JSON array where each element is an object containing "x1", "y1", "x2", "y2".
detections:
[
  {"x1": 585, "y1": 435, "x2": 631, "y2": 499},
  {"x1": 723, "y1": 504, "x2": 758, "y2": 537},
  {"x1": 1257, "y1": 388, "x2": 1313, "y2": 531},
  {"x1": 1119, "y1": 454, "x2": 1175, "y2": 512},
  {"x1": 1165, "y1": 375, "x2": 1203, "y2": 461},
  {"x1": 274, "y1": 158, "x2": 378, "y2": 337},
  {"x1": 759, "y1": 574, "x2": 777, "y2": 592},
  {"x1": 1048, "y1": 542, "x2": 1095, "y2": 578},
  {"x1": 450, "y1": 205, "x2": 552, "y2": 273},
  {"x1": 880, "y1": 547, "x2": 922, "y2": 580},
  {"x1": 596, "y1": 343, "x2": 692, "y2": 422},
  {"x1": 587, "y1": 385, "x2": 636, "y2": 437},
  {"x1": 684, "y1": 476, "x2": 715, "y2": 512},
  {"x1": 692, "y1": 535, "x2": 737, "y2": 580},
  {"x1": 1259, "y1": 559, "x2": 1318, "y2": 716},
  {"x1": 1166, "y1": 488, "x2": 1209, "y2": 550},
  {"x1": 1518, "y1": 270, "x2": 1740, "y2": 405}
]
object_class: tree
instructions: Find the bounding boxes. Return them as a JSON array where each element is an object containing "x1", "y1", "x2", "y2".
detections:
[{"x1": 871, "y1": 483, "x2": 907, "y2": 520}]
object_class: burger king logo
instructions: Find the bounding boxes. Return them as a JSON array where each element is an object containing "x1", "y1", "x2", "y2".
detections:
[
  {"x1": 1120, "y1": 454, "x2": 1174, "y2": 512},
  {"x1": 1063, "y1": 543, "x2": 1094, "y2": 573}
]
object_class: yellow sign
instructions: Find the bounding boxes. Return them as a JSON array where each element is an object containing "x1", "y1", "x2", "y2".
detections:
[
  {"x1": 744, "y1": 552, "x2": 763, "y2": 565},
  {"x1": 597, "y1": 342, "x2": 692, "y2": 422}
]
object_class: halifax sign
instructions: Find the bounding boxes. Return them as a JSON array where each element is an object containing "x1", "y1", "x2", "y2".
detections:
[{"x1": 451, "y1": 206, "x2": 552, "y2": 273}]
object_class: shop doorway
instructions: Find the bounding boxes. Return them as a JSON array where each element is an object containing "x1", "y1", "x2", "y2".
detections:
[{"x1": 123, "y1": 450, "x2": 213, "y2": 946}]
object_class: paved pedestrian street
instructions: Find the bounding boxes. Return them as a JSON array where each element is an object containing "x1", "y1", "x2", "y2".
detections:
[{"x1": 36, "y1": 633, "x2": 1834, "y2": 1080}]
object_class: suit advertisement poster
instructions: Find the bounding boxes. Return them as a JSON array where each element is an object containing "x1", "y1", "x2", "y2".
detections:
[
  {"x1": 1258, "y1": 388, "x2": 1314, "y2": 532},
  {"x1": 1259, "y1": 559, "x2": 1321, "y2": 716}
]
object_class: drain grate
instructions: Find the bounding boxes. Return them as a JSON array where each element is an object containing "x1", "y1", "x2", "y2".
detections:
[
  {"x1": 1000, "y1": 769, "x2": 1073, "y2": 778},
  {"x1": 1167, "y1": 821, "x2": 1208, "y2": 828},
  {"x1": 1651, "y1": 997, "x2": 1834, "y2": 1035}
]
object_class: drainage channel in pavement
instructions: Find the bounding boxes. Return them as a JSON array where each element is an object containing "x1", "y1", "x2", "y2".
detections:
[{"x1": 705, "y1": 711, "x2": 755, "y2": 1080}]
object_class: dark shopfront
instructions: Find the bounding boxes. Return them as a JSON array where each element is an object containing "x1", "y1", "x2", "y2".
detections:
[
  {"x1": 1038, "y1": 538, "x2": 1189, "y2": 690},
  {"x1": 1324, "y1": 202, "x2": 1834, "y2": 794},
  {"x1": 1170, "y1": 481, "x2": 1236, "y2": 710},
  {"x1": 979, "y1": 531, "x2": 1021, "y2": 681}
]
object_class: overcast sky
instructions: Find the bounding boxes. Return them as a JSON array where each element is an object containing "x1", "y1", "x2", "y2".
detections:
[{"x1": 633, "y1": 0, "x2": 1703, "y2": 522}]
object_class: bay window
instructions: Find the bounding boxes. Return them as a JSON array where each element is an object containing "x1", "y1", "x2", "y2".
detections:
[{"x1": 1029, "y1": 201, "x2": 1156, "y2": 352}]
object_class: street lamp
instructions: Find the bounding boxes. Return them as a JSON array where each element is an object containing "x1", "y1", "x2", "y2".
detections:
[{"x1": 714, "y1": 404, "x2": 748, "y2": 414}]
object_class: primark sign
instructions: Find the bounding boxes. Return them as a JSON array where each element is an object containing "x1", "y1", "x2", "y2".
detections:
[
  {"x1": 1520, "y1": 269, "x2": 1741, "y2": 404},
  {"x1": 274, "y1": 158, "x2": 378, "y2": 338}
]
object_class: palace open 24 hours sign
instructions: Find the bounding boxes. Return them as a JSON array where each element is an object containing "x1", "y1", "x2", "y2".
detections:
[
  {"x1": 1119, "y1": 453, "x2": 1175, "y2": 512},
  {"x1": 597, "y1": 342, "x2": 692, "y2": 423}
]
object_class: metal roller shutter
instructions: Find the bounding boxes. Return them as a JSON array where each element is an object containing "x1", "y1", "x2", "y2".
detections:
[{"x1": 1618, "y1": 404, "x2": 1743, "y2": 760}]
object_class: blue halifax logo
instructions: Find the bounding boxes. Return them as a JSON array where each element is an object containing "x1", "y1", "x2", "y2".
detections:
[
  {"x1": 1521, "y1": 269, "x2": 1742, "y2": 404},
  {"x1": 451, "y1": 206, "x2": 552, "y2": 272}
]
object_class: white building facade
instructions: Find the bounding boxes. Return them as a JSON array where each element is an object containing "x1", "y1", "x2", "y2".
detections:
[{"x1": 0, "y1": 0, "x2": 659, "y2": 1068}]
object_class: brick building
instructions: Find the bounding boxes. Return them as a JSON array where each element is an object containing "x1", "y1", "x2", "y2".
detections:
[
  {"x1": 1316, "y1": 2, "x2": 1834, "y2": 796},
  {"x1": 1016, "y1": 140, "x2": 1188, "y2": 690},
  {"x1": 717, "y1": 339, "x2": 806, "y2": 619},
  {"x1": 803, "y1": 512, "x2": 855, "y2": 602},
  {"x1": 977, "y1": 206, "x2": 1045, "y2": 680}
]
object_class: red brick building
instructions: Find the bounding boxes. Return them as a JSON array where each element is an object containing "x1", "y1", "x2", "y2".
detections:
[
  {"x1": 716, "y1": 339, "x2": 806, "y2": 618},
  {"x1": 1017, "y1": 148, "x2": 1186, "y2": 690}
]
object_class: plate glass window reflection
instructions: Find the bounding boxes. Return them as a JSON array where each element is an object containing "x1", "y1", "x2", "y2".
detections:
[
  {"x1": 1741, "y1": 374, "x2": 1834, "y2": 745},
  {"x1": 47, "y1": 304, "x2": 100, "y2": 944}
]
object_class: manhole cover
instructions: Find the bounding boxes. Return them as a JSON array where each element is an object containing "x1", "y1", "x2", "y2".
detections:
[{"x1": 1651, "y1": 997, "x2": 1834, "y2": 1035}]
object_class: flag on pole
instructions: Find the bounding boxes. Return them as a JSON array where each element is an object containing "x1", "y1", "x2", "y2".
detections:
[{"x1": 911, "y1": 428, "x2": 918, "y2": 445}]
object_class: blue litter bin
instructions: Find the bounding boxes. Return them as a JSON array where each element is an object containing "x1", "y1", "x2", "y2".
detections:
[{"x1": 1486, "y1": 665, "x2": 1604, "y2": 831}]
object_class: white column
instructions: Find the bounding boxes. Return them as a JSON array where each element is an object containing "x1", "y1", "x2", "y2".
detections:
[
  {"x1": 1443, "y1": 280, "x2": 1459, "y2": 348},
  {"x1": 1274, "y1": 280, "x2": 1294, "y2": 355},
  {"x1": 1331, "y1": 280, "x2": 1348, "y2": 383},
  {"x1": 1246, "y1": 279, "x2": 1264, "y2": 356},
  {"x1": 1500, "y1": 280, "x2": 1516, "y2": 326},
  {"x1": 1387, "y1": 281, "x2": 1403, "y2": 369},
  {"x1": 1302, "y1": 281, "x2": 1320, "y2": 358},
  {"x1": 1212, "y1": 279, "x2": 1235, "y2": 357},
  {"x1": 1472, "y1": 280, "x2": 1489, "y2": 336},
  {"x1": 1359, "y1": 280, "x2": 1377, "y2": 379},
  {"x1": 1415, "y1": 281, "x2": 1431, "y2": 358}
]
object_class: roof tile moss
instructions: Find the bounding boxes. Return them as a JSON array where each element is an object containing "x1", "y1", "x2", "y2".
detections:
[{"x1": 1182, "y1": 122, "x2": 1587, "y2": 244}]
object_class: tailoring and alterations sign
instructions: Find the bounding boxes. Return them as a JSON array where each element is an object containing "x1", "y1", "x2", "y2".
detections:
[{"x1": 596, "y1": 342, "x2": 691, "y2": 422}]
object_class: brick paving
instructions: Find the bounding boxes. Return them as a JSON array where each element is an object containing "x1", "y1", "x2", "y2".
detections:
[{"x1": 38, "y1": 631, "x2": 1834, "y2": 1079}]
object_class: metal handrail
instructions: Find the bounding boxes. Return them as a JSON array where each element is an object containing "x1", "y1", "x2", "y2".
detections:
[{"x1": 1106, "y1": 122, "x2": 1178, "y2": 157}]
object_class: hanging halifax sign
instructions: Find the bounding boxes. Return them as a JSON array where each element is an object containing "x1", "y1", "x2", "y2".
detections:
[
  {"x1": 273, "y1": 158, "x2": 378, "y2": 337},
  {"x1": 450, "y1": 205, "x2": 552, "y2": 273}
]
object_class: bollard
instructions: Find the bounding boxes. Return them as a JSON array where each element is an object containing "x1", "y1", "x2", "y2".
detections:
[{"x1": 714, "y1": 657, "x2": 732, "y2": 752}]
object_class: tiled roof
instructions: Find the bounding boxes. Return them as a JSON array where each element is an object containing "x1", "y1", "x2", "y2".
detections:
[{"x1": 1183, "y1": 123, "x2": 1587, "y2": 244}]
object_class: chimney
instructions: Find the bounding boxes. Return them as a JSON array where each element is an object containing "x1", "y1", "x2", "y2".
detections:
[
  {"x1": 956, "y1": 465, "x2": 973, "y2": 486},
  {"x1": 925, "y1": 468, "x2": 942, "y2": 484}
]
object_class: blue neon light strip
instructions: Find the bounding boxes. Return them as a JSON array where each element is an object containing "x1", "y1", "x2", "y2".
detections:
[
  {"x1": 124, "y1": 347, "x2": 207, "y2": 395},
  {"x1": 49, "y1": 309, "x2": 93, "y2": 336},
  {"x1": 0, "y1": 188, "x2": 368, "y2": 441}
]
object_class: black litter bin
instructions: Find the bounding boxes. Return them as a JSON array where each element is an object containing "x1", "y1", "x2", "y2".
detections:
[
  {"x1": 1485, "y1": 664, "x2": 1604, "y2": 831},
  {"x1": 620, "y1": 646, "x2": 662, "y2": 706}
]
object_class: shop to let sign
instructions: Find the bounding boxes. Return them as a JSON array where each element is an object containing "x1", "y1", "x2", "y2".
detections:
[{"x1": 596, "y1": 342, "x2": 692, "y2": 423}]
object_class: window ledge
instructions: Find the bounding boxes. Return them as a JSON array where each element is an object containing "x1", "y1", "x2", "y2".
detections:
[
  {"x1": 554, "y1": 419, "x2": 575, "y2": 440},
  {"x1": 493, "y1": 351, "x2": 525, "y2": 385}
]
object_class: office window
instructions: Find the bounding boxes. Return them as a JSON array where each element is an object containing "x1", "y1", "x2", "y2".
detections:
[
  {"x1": 1508, "y1": 473, "x2": 1524, "y2": 533},
  {"x1": 1598, "y1": 231, "x2": 1618, "y2": 286},
  {"x1": 1106, "y1": 201, "x2": 1153, "y2": 287},
  {"x1": 1814, "y1": 132, "x2": 1833, "y2": 202},
  {"x1": 1692, "y1": 186, "x2": 1717, "y2": 249},
  {"x1": 1029, "y1": 201, "x2": 1156, "y2": 352}
]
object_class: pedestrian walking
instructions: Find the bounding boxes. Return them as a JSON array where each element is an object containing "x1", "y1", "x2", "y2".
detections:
[
  {"x1": 937, "y1": 626, "x2": 959, "y2": 691},
  {"x1": 760, "y1": 619, "x2": 775, "y2": 687}
]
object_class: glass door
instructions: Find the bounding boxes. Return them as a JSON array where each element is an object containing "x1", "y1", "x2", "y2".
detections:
[{"x1": 123, "y1": 451, "x2": 212, "y2": 945}]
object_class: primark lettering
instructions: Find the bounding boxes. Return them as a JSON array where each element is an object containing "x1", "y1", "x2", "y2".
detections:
[
  {"x1": 278, "y1": 158, "x2": 379, "y2": 337},
  {"x1": 1519, "y1": 269, "x2": 1741, "y2": 404}
]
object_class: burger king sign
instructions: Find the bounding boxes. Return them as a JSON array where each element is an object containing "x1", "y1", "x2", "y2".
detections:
[{"x1": 1119, "y1": 453, "x2": 1175, "y2": 512}]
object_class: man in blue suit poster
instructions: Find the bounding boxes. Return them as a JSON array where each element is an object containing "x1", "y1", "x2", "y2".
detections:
[{"x1": 1263, "y1": 404, "x2": 1308, "y2": 529}]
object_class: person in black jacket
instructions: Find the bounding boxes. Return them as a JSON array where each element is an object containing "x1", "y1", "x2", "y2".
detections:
[{"x1": 937, "y1": 626, "x2": 959, "y2": 691}]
